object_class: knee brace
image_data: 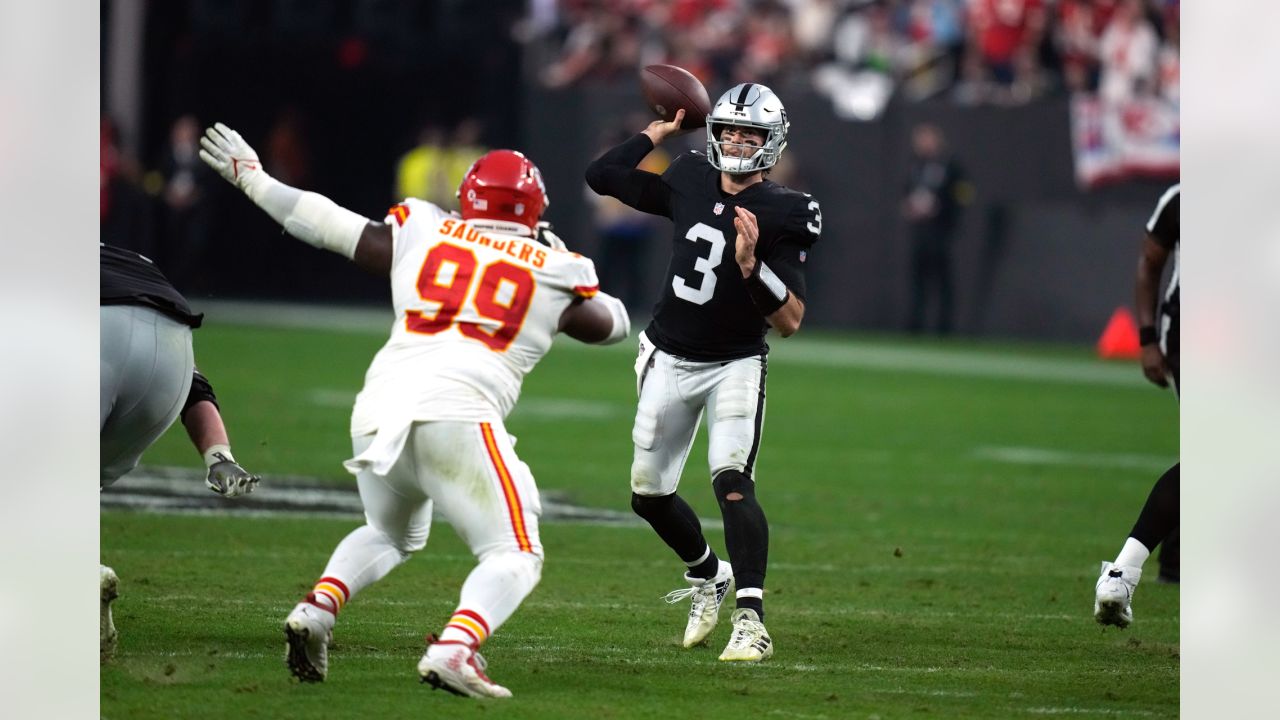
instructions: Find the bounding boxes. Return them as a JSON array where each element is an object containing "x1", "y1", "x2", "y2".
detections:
[
  {"x1": 631, "y1": 491, "x2": 674, "y2": 520},
  {"x1": 713, "y1": 469, "x2": 754, "y2": 505}
]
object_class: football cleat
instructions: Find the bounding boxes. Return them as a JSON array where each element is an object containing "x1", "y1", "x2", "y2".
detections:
[
  {"x1": 719, "y1": 608, "x2": 774, "y2": 662},
  {"x1": 662, "y1": 561, "x2": 734, "y2": 647},
  {"x1": 100, "y1": 565, "x2": 119, "y2": 662},
  {"x1": 284, "y1": 600, "x2": 335, "y2": 682},
  {"x1": 418, "y1": 635, "x2": 512, "y2": 699},
  {"x1": 1094, "y1": 561, "x2": 1142, "y2": 628}
]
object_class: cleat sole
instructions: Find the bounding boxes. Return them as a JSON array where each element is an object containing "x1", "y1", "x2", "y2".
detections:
[{"x1": 284, "y1": 623, "x2": 325, "y2": 683}]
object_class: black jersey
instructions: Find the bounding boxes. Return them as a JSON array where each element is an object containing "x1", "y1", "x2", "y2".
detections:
[
  {"x1": 100, "y1": 244, "x2": 203, "y2": 328},
  {"x1": 1146, "y1": 184, "x2": 1179, "y2": 323},
  {"x1": 586, "y1": 135, "x2": 821, "y2": 361}
]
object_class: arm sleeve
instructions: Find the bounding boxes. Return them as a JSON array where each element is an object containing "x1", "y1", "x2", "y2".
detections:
[
  {"x1": 584, "y1": 134, "x2": 672, "y2": 217},
  {"x1": 181, "y1": 369, "x2": 219, "y2": 420}
]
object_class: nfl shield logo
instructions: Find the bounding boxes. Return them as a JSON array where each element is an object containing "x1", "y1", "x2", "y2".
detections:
[
  {"x1": 713, "y1": 202, "x2": 725, "y2": 215},
  {"x1": 798, "y1": 250, "x2": 807, "y2": 263}
]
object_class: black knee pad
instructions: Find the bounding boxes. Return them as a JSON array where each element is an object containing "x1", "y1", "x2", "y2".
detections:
[
  {"x1": 712, "y1": 470, "x2": 754, "y2": 503},
  {"x1": 631, "y1": 492, "x2": 674, "y2": 519}
]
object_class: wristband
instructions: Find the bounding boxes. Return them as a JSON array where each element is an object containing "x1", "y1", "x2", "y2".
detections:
[
  {"x1": 1138, "y1": 326, "x2": 1159, "y2": 346},
  {"x1": 744, "y1": 261, "x2": 789, "y2": 316},
  {"x1": 203, "y1": 444, "x2": 235, "y2": 468}
]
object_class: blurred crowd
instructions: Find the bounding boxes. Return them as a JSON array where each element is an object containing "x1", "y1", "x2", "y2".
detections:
[{"x1": 520, "y1": 0, "x2": 1179, "y2": 118}]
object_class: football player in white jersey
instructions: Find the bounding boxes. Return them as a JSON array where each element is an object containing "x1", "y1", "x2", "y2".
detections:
[{"x1": 200, "y1": 123, "x2": 629, "y2": 698}]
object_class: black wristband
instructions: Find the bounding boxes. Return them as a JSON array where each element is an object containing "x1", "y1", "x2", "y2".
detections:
[
  {"x1": 1138, "y1": 326, "x2": 1159, "y2": 346},
  {"x1": 744, "y1": 261, "x2": 789, "y2": 316}
]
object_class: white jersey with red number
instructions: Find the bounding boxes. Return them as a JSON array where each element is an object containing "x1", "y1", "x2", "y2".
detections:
[{"x1": 350, "y1": 199, "x2": 599, "y2": 437}]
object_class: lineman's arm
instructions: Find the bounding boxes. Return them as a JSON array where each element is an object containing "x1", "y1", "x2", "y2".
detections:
[
  {"x1": 1135, "y1": 232, "x2": 1172, "y2": 388},
  {"x1": 559, "y1": 291, "x2": 631, "y2": 344},
  {"x1": 179, "y1": 371, "x2": 260, "y2": 498},
  {"x1": 199, "y1": 122, "x2": 393, "y2": 275}
]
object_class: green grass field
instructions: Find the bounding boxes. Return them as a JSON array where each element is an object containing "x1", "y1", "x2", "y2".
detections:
[{"x1": 101, "y1": 316, "x2": 1179, "y2": 719}]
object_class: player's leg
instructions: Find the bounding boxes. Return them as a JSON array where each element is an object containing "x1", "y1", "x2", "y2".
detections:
[
  {"x1": 706, "y1": 354, "x2": 773, "y2": 661},
  {"x1": 1157, "y1": 316, "x2": 1180, "y2": 582},
  {"x1": 416, "y1": 421, "x2": 542, "y2": 698},
  {"x1": 1095, "y1": 463, "x2": 1179, "y2": 628},
  {"x1": 631, "y1": 348, "x2": 721, "y2": 576},
  {"x1": 631, "y1": 349, "x2": 735, "y2": 646},
  {"x1": 99, "y1": 306, "x2": 193, "y2": 662},
  {"x1": 284, "y1": 429, "x2": 432, "y2": 682}
]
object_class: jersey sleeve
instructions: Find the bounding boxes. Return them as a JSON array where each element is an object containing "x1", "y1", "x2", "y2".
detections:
[
  {"x1": 1145, "y1": 185, "x2": 1179, "y2": 249},
  {"x1": 386, "y1": 198, "x2": 450, "y2": 267},
  {"x1": 783, "y1": 193, "x2": 823, "y2": 248},
  {"x1": 762, "y1": 194, "x2": 822, "y2": 302},
  {"x1": 540, "y1": 249, "x2": 601, "y2": 299},
  {"x1": 584, "y1": 134, "x2": 673, "y2": 218}
]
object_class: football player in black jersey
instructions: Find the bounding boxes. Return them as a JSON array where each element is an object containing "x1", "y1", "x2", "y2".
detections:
[
  {"x1": 1094, "y1": 183, "x2": 1180, "y2": 628},
  {"x1": 586, "y1": 83, "x2": 821, "y2": 661},
  {"x1": 100, "y1": 244, "x2": 260, "y2": 660}
]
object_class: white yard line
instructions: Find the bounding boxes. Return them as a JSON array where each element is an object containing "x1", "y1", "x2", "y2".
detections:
[
  {"x1": 973, "y1": 446, "x2": 1174, "y2": 471},
  {"x1": 200, "y1": 300, "x2": 1145, "y2": 388}
]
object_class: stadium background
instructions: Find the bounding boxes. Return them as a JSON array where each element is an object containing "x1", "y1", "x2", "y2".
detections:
[{"x1": 101, "y1": 0, "x2": 1179, "y2": 342}]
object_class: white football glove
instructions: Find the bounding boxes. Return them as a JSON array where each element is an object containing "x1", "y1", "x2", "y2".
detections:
[{"x1": 198, "y1": 122, "x2": 267, "y2": 195}]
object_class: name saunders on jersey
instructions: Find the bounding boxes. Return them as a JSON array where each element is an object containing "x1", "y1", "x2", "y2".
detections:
[{"x1": 439, "y1": 219, "x2": 548, "y2": 269}]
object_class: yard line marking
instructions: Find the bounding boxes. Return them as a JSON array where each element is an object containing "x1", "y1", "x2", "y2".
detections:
[
  {"x1": 129, "y1": 594, "x2": 1177, "y2": 625},
  {"x1": 200, "y1": 301, "x2": 1147, "y2": 388},
  {"x1": 1024, "y1": 708, "x2": 1156, "y2": 716},
  {"x1": 973, "y1": 446, "x2": 1174, "y2": 470},
  {"x1": 306, "y1": 390, "x2": 625, "y2": 420},
  {"x1": 103, "y1": 467, "x2": 653, "y2": 527}
]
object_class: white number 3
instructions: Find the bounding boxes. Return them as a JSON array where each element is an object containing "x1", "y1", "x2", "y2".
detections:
[
  {"x1": 672, "y1": 222, "x2": 725, "y2": 305},
  {"x1": 806, "y1": 200, "x2": 822, "y2": 235}
]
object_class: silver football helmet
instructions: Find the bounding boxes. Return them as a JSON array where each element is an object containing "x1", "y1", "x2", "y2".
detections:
[{"x1": 705, "y1": 83, "x2": 790, "y2": 174}]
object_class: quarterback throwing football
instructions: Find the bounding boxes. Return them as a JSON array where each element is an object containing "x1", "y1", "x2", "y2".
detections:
[
  {"x1": 202, "y1": 124, "x2": 629, "y2": 697},
  {"x1": 586, "y1": 83, "x2": 821, "y2": 662}
]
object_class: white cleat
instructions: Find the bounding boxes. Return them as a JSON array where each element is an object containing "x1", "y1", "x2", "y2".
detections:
[
  {"x1": 663, "y1": 561, "x2": 734, "y2": 647},
  {"x1": 719, "y1": 608, "x2": 774, "y2": 662},
  {"x1": 1094, "y1": 561, "x2": 1142, "y2": 628},
  {"x1": 284, "y1": 601, "x2": 335, "y2": 682},
  {"x1": 418, "y1": 637, "x2": 512, "y2": 699},
  {"x1": 100, "y1": 565, "x2": 119, "y2": 662}
]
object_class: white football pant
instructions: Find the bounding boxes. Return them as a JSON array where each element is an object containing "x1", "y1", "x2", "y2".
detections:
[
  {"x1": 319, "y1": 421, "x2": 544, "y2": 633},
  {"x1": 630, "y1": 332, "x2": 767, "y2": 497}
]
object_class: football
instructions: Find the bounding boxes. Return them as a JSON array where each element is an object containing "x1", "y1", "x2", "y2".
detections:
[{"x1": 640, "y1": 64, "x2": 711, "y2": 130}]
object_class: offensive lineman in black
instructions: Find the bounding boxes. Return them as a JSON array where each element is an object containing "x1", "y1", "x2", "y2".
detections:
[
  {"x1": 100, "y1": 244, "x2": 260, "y2": 660},
  {"x1": 1093, "y1": 183, "x2": 1180, "y2": 627},
  {"x1": 586, "y1": 83, "x2": 821, "y2": 661}
]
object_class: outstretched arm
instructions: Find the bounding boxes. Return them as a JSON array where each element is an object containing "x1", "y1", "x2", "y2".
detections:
[{"x1": 200, "y1": 122, "x2": 393, "y2": 274}]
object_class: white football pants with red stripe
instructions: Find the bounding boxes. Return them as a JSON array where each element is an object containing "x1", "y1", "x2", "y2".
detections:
[{"x1": 316, "y1": 420, "x2": 544, "y2": 638}]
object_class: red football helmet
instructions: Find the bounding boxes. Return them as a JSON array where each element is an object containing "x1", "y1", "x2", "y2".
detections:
[{"x1": 457, "y1": 150, "x2": 549, "y2": 232}]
